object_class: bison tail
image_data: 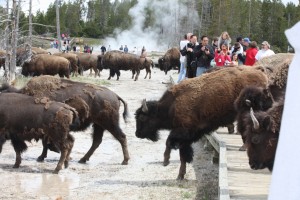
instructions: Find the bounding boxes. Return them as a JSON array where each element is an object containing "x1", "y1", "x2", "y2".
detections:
[{"x1": 118, "y1": 96, "x2": 129, "y2": 123}]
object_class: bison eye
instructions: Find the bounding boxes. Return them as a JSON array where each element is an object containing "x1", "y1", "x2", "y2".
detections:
[{"x1": 251, "y1": 135, "x2": 260, "y2": 144}]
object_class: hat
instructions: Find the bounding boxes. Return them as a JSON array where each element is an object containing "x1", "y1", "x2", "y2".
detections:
[
  {"x1": 261, "y1": 41, "x2": 270, "y2": 48},
  {"x1": 243, "y1": 38, "x2": 250, "y2": 43}
]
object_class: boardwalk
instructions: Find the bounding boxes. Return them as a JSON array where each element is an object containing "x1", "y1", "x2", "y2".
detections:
[{"x1": 217, "y1": 127, "x2": 272, "y2": 200}]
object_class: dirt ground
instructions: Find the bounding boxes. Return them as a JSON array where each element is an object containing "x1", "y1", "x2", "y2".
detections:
[{"x1": 0, "y1": 66, "x2": 218, "y2": 200}]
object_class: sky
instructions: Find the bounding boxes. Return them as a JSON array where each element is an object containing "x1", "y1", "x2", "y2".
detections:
[{"x1": 0, "y1": 0, "x2": 299, "y2": 14}]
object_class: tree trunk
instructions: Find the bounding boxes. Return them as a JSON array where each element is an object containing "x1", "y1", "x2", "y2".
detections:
[
  {"x1": 10, "y1": 0, "x2": 17, "y2": 82},
  {"x1": 28, "y1": 0, "x2": 32, "y2": 57},
  {"x1": 4, "y1": 0, "x2": 10, "y2": 82},
  {"x1": 56, "y1": 0, "x2": 61, "y2": 51}
]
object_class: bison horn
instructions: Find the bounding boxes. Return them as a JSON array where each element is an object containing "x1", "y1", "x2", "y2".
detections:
[
  {"x1": 245, "y1": 99, "x2": 251, "y2": 107},
  {"x1": 250, "y1": 107, "x2": 260, "y2": 130},
  {"x1": 142, "y1": 99, "x2": 148, "y2": 113}
]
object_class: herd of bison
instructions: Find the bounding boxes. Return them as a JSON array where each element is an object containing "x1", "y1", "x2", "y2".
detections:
[{"x1": 0, "y1": 46, "x2": 293, "y2": 181}]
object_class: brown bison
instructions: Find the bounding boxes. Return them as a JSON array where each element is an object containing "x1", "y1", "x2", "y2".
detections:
[
  {"x1": 132, "y1": 57, "x2": 154, "y2": 79},
  {"x1": 234, "y1": 86, "x2": 274, "y2": 150},
  {"x1": 245, "y1": 101, "x2": 283, "y2": 171},
  {"x1": 0, "y1": 93, "x2": 79, "y2": 173},
  {"x1": 21, "y1": 54, "x2": 71, "y2": 78},
  {"x1": 158, "y1": 47, "x2": 180, "y2": 74},
  {"x1": 73, "y1": 53, "x2": 100, "y2": 77},
  {"x1": 135, "y1": 66, "x2": 269, "y2": 180},
  {"x1": 53, "y1": 53, "x2": 80, "y2": 77},
  {"x1": 0, "y1": 75, "x2": 130, "y2": 165},
  {"x1": 102, "y1": 51, "x2": 152, "y2": 81},
  {"x1": 235, "y1": 59, "x2": 289, "y2": 170},
  {"x1": 16, "y1": 46, "x2": 50, "y2": 66}
]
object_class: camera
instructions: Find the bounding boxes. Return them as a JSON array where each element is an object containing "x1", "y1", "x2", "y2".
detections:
[
  {"x1": 187, "y1": 42, "x2": 193, "y2": 48},
  {"x1": 205, "y1": 46, "x2": 209, "y2": 51}
]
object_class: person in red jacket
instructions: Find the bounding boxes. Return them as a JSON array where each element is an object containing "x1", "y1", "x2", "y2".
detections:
[
  {"x1": 215, "y1": 43, "x2": 231, "y2": 66},
  {"x1": 244, "y1": 41, "x2": 258, "y2": 66}
]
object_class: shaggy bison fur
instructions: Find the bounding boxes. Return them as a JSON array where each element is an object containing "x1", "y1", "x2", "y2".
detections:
[
  {"x1": 22, "y1": 54, "x2": 71, "y2": 78},
  {"x1": 158, "y1": 47, "x2": 180, "y2": 74},
  {"x1": 0, "y1": 75, "x2": 130, "y2": 165},
  {"x1": 135, "y1": 66, "x2": 269, "y2": 180},
  {"x1": 0, "y1": 93, "x2": 79, "y2": 173}
]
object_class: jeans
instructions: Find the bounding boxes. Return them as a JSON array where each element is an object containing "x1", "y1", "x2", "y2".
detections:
[
  {"x1": 177, "y1": 61, "x2": 186, "y2": 83},
  {"x1": 196, "y1": 66, "x2": 207, "y2": 77}
]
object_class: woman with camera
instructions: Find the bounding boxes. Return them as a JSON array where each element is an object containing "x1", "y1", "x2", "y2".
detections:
[{"x1": 214, "y1": 43, "x2": 231, "y2": 66}]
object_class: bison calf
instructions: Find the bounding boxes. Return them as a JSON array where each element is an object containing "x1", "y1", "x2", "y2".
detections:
[{"x1": 0, "y1": 93, "x2": 79, "y2": 173}]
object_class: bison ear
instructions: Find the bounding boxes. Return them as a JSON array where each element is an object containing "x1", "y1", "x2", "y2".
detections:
[{"x1": 142, "y1": 99, "x2": 148, "y2": 113}]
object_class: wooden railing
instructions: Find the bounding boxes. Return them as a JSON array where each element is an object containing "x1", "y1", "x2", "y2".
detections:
[{"x1": 205, "y1": 133, "x2": 230, "y2": 200}]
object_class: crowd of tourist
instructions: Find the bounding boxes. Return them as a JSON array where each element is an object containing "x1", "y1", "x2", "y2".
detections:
[{"x1": 177, "y1": 31, "x2": 275, "y2": 83}]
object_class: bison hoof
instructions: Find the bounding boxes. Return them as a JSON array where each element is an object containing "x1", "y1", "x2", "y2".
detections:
[
  {"x1": 121, "y1": 160, "x2": 128, "y2": 165},
  {"x1": 13, "y1": 164, "x2": 20, "y2": 168},
  {"x1": 53, "y1": 169, "x2": 60, "y2": 174},
  {"x1": 239, "y1": 144, "x2": 247, "y2": 151},
  {"x1": 163, "y1": 160, "x2": 170, "y2": 166},
  {"x1": 176, "y1": 174, "x2": 184, "y2": 181},
  {"x1": 36, "y1": 156, "x2": 45, "y2": 162},
  {"x1": 64, "y1": 161, "x2": 69, "y2": 169},
  {"x1": 78, "y1": 158, "x2": 87, "y2": 164}
]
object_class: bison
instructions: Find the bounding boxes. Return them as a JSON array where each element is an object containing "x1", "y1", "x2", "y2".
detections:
[
  {"x1": 22, "y1": 54, "x2": 71, "y2": 78},
  {"x1": 73, "y1": 53, "x2": 100, "y2": 77},
  {"x1": 158, "y1": 47, "x2": 180, "y2": 75},
  {"x1": 53, "y1": 53, "x2": 80, "y2": 77},
  {"x1": 135, "y1": 66, "x2": 269, "y2": 180},
  {"x1": 0, "y1": 93, "x2": 79, "y2": 173},
  {"x1": 0, "y1": 75, "x2": 130, "y2": 165},
  {"x1": 102, "y1": 50, "x2": 153, "y2": 81},
  {"x1": 234, "y1": 86, "x2": 274, "y2": 150},
  {"x1": 245, "y1": 101, "x2": 284, "y2": 171},
  {"x1": 132, "y1": 57, "x2": 154, "y2": 79}
]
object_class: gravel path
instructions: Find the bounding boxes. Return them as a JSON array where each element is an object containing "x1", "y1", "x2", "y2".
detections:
[{"x1": 0, "y1": 67, "x2": 218, "y2": 200}]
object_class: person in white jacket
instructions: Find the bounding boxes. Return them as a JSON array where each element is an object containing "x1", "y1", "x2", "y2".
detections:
[{"x1": 255, "y1": 41, "x2": 275, "y2": 61}]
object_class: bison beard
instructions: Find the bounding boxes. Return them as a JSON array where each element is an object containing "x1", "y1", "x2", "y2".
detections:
[{"x1": 135, "y1": 66, "x2": 269, "y2": 180}]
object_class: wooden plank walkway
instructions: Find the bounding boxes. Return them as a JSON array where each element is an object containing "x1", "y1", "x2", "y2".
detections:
[{"x1": 216, "y1": 128, "x2": 272, "y2": 200}]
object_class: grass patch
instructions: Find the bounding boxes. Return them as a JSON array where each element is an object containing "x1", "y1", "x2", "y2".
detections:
[
  {"x1": 70, "y1": 76, "x2": 111, "y2": 86},
  {"x1": 182, "y1": 191, "x2": 193, "y2": 199}
]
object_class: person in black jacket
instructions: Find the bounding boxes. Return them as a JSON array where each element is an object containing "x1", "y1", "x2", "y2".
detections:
[
  {"x1": 180, "y1": 35, "x2": 198, "y2": 78},
  {"x1": 194, "y1": 35, "x2": 214, "y2": 77}
]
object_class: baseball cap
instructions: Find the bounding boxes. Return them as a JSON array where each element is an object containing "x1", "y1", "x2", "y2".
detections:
[{"x1": 243, "y1": 38, "x2": 250, "y2": 43}]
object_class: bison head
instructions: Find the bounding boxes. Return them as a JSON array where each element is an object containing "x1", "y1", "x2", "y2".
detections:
[
  {"x1": 245, "y1": 108, "x2": 279, "y2": 171},
  {"x1": 135, "y1": 99, "x2": 161, "y2": 142},
  {"x1": 235, "y1": 86, "x2": 274, "y2": 113}
]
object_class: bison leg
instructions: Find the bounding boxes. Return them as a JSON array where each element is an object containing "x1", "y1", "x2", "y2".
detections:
[
  {"x1": 132, "y1": 70, "x2": 136, "y2": 79},
  {"x1": 134, "y1": 70, "x2": 140, "y2": 81},
  {"x1": 64, "y1": 134, "x2": 75, "y2": 169},
  {"x1": 54, "y1": 149, "x2": 68, "y2": 174},
  {"x1": 108, "y1": 126, "x2": 130, "y2": 165},
  {"x1": 79, "y1": 124, "x2": 104, "y2": 163},
  {"x1": 163, "y1": 136, "x2": 171, "y2": 166},
  {"x1": 93, "y1": 68, "x2": 98, "y2": 78},
  {"x1": 11, "y1": 138, "x2": 27, "y2": 168},
  {"x1": 89, "y1": 68, "x2": 93, "y2": 76},
  {"x1": 37, "y1": 137, "x2": 49, "y2": 162},
  {"x1": 177, "y1": 145, "x2": 193, "y2": 180}
]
